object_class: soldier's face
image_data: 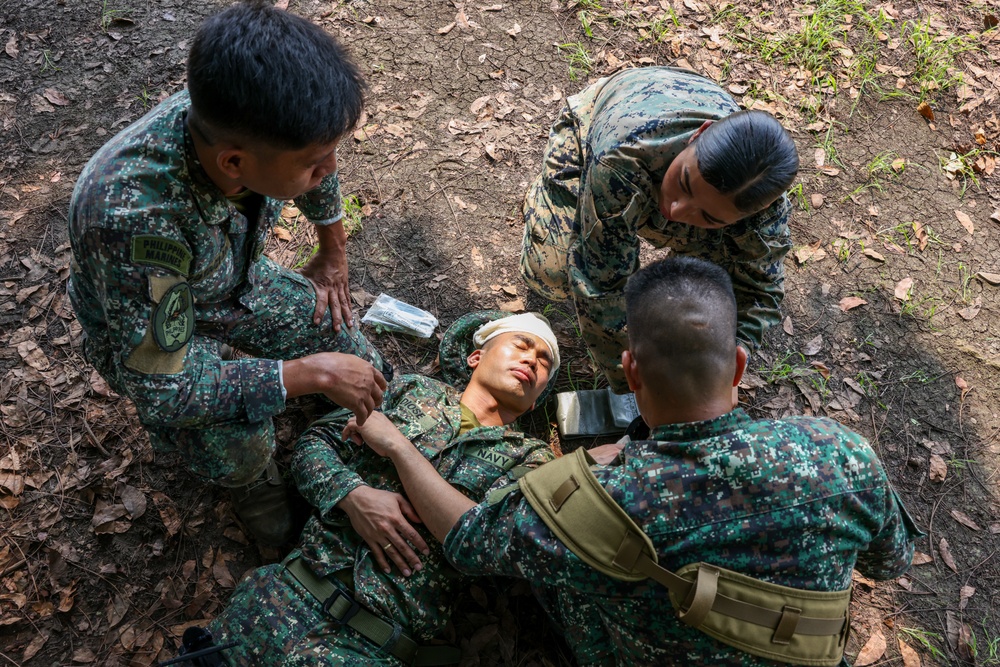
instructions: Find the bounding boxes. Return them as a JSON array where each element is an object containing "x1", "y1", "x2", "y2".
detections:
[
  {"x1": 658, "y1": 144, "x2": 744, "y2": 229},
  {"x1": 468, "y1": 333, "x2": 553, "y2": 414},
  {"x1": 237, "y1": 137, "x2": 342, "y2": 200}
]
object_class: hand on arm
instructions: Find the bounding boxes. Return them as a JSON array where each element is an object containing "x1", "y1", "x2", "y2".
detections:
[
  {"x1": 343, "y1": 412, "x2": 475, "y2": 542},
  {"x1": 283, "y1": 353, "x2": 386, "y2": 425},
  {"x1": 299, "y1": 220, "x2": 354, "y2": 332},
  {"x1": 337, "y1": 485, "x2": 430, "y2": 576}
]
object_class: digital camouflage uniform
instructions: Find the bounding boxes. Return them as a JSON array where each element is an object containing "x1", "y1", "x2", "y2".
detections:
[
  {"x1": 521, "y1": 67, "x2": 793, "y2": 392},
  {"x1": 444, "y1": 409, "x2": 918, "y2": 666},
  {"x1": 67, "y1": 91, "x2": 384, "y2": 486},
  {"x1": 208, "y1": 373, "x2": 556, "y2": 665}
]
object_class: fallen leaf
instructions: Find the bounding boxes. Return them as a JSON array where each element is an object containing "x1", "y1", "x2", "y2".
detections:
[
  {"x1": 955, "y1": 376, "x2": 970, "y2": 401},
  {"x1": 22, "y1": 632, "x2": 48, "y2": 661},
  {"x1": 794, "y1": 241, "x2": 827, "y2": 264},
  {"x1": 939, "y1": 538, "x2": 958, "y2": 572},
  {"x1": 863, "y1": 248, "x2": 885, "y2": 262},
  {"x1": 839, "y1": 296, "x2": 867, "y2": 311},
  {"x1": 951, "y1": 509, "x2": 981, "y2": 531},
  {"x1": 818, "y1": 165, "x2": 840, "y2": 176},
  {"x1": 975, "y1": 271, "x2": 1000, "y2": 285},
  {"x1": 151, "y1": 491, "x2": 182, "y2": 537},
  {"x1": 958, "y1": 622, "x2": 975, "y2": 660},
  {"x1": 959, "y1": 585, "x2": 975, "y2": 610},
  {"x1": 898, "y1": 638, "x2": 921, "y2": 667},
  {"x1": 471, "y1": 246, "x2": 484, "y2": 269},
  {"x1": 894, "y1": 277, "x2": 913, "y2": 301},
  {"x1": 928, "y1": 454, "x2": 947, "y2": 482},
  {"x1": 437, "y1": 21, "x2": 456, "y2": 34},
  {"x1": 991, "y1": 209, "x2": 1000, "y2": 224},
  {"x1": 955, "y1": 210, "x2": 974, "y2": 235},
  {"x1": 71, "y1": 647, "x2": 96, "y2": 663},
  {"x1": 5, "y1": 33, "x2": 18, "y2": 59},
  {"x1": 802, "y1": 334, "x2": 823, "y2": 356},
  {"x1": 911, "y1": 551, "x2": 933, "y2": 565},
  {"x1": 499, "y1": 298, "x2": 524, "y2": 312},
  {"x1": 912, "y1": 222, "x2": 928, "y2": 251},
  {"x1": 106, "y1": 593, "x2": 130, "y2": 628},
  {"x1": 782, "y1": 316, "x2": 794, "y2": 335},
  {"x1": 916, "y1": 101, "x2": 934, "y2": 121},
  {"x1": 353, "y1": 123, "x2": 379, "y2": 141},
  {"x1": 854, "y1": 629, "x2": 886, "y2": 666},
  {"x1": 272, "y1": 226, "x2": 292, "y2": 241},
  {"x1": 958, "y1": 298, "x2": 981, "y2": 320},
  {"x1": 974, "y1": 128, "x2": 987, "y2": 145},
  {"x1": 484, "y1": 143, "x2": 499, "y2": 160},
  {"x1": 506, "y1": 23, "x2": 521, "y2": 36},
  {"x1": 43, "y1": 88, "x2": 69, "y2": 106},
  {"x1": 813, "y1": 147, "x2": 826, "y2": 167},
  {"x1": 120, "y1": 485, "x2": 147, "y2": 519},
  {"x1": 891, "y1": 157, "x2": 906, "y2": 172}
]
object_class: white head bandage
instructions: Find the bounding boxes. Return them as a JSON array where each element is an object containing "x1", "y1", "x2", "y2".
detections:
[{"x1": 473, "y1": 312, "x2": 560, "y2": 375}]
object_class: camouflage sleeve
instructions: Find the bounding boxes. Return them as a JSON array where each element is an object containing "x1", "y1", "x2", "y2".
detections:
[
  {"x1": 570, "y1": 160, "x2": 653, "y2": 393},
  {"x1": 76, "y1": 228, "x2": 286, "y2": 428},
  {"x1": 724, "y1": 195, "x2": 792, "y2": 352},
  {"x1": 291, "y1": 409, "x2": 367, "y2": 521},
  {"x1": 855, "y1": 486, "x2": 920, "y2": 580},
  {"x1": 293, "y1": 170, "x2": 343, "y2": 225}
]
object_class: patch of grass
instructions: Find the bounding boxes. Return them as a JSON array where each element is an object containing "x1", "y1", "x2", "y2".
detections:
[
  {"x1": 904, "y1": 19, "x2": 978, "y2": 100},
  {"x1": 759, "y1": 352, "x2": 812, "y2": 383},
  {"x1": 940, "y1": 148, "x2": 989, "y2": 194},
  {"x1": 342, "y1": 194, "x2": 365, "y2": 236},
  {"x1": 558, "y1": 42, "x2": 594, "y2": 80},
  {"x1": 899, "y1": 627, "x2": 946, "y2": 661},
  {"x1": 100, "y1": 0, "x2": 133, "y2": 32},
  {"x1": 968, "y1": 622, "x2": 1000, "y2": 664},
  {"x1": 831, "y1": 237, "x2": 850, "y2": 262},
  {"x1": 898, "y1": 369, "x2": 933, "y2": 384},
  {"x1": 849, "y1": 150, "x2": 904, "y2": 198},
  {"x1": 957, "y1": 262, "x2": 975, "y2": 304},
  {"x1": 788, "y1": 182, "x2": 810, "y2": 211},
  {"x1": 40, "y1": 49, "x2": 61, "y2": 73},
  {"x1": 643, "y1": 8, "x2": 680, "y2": 42}
]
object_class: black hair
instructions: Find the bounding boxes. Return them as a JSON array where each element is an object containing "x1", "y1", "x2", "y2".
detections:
[
  {"x1": 694, "y1": 110, "x2": 799, "y2": 215},
  {"x1": 625, "y1": 257, "x2": 737, "y2": 386},
  {"x1": 187, "y1": 1, "x2": 365, "y2": 150}
]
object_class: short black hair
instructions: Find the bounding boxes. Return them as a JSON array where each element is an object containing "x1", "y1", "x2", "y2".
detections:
[
  {"x1": 694, "y1": 110, "x2": 799, "y2": 215},
  {"x1": 187, "y1": 1, "x2": 365, "y2": 150},
  {"x1": 625, "y1": 257, "x2": 737, "y2": 388}
]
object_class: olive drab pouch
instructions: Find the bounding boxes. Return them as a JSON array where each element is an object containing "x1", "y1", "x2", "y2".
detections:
[{"x1": 518, "y1": 448, "x2": 851, "y2": 667}]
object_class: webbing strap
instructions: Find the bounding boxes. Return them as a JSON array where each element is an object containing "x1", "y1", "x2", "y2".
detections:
[
  {"x1": 286, "y1": 557, "x2": 461, "y2": 666},
  {"x1": 617, "y1": 533, "x2": 846, "y2": 637}
]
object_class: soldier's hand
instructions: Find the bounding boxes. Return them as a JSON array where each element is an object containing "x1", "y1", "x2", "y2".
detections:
[
  {"x1": 338, "y1": 485, "x2": 430, "y2": 576},
  {"x1": 587, "y1": 442, "x2": 625, "y2": 465},
  {"x1": 342, "y1": 412, "x2": 409, "y2": 458},
  {"x1": 299, "y1": 222, "x2": 355, "y2": 332},
  {"x1": 283, "y1": 353, "x2": 386, "y2": 424}
]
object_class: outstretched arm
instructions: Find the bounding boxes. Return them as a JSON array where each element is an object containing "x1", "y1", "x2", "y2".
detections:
[{"x1": 344, "y1": 413, "x2": 476, "y2": 541}]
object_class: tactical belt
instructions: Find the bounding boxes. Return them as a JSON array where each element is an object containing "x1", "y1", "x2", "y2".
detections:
[
  {"x1": 285, "y1": 557, "x2": 461, "y2": 666},
  {"x1": 518, "y1": 448, "x2": 851, "y2": 667}
]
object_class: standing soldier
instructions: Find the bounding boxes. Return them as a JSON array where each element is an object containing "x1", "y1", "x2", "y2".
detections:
[
  {"x1": 67, "y1": 2, "x2": 388, "y2": 545},
  {"x1": 521, "y1": 67, "x2": 799, "y2": 392}
]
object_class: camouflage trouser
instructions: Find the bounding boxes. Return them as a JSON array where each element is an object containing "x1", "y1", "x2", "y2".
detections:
[
  {"x1": 85, "y1": 257, "x2": 385, "y2": 486},
  {"x1": 208, "y1": 564, "x2": 403, "y2": 666},
  {"x1": 520, "y1": 104, "x2": 581, "y2": 303}
]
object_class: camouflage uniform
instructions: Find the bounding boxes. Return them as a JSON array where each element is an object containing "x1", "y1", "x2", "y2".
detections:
[
  {"x1": 444, "y1": 409, "x2": 919, "y2": 666},
  {"x1": 521, "y1": 67, "x2": 793, "y2": 392},
  {"x1": 208, "y1": 374, "x2": 556, "y2": 665},
  {"x1": 67, "y1": 91, "x2": 384, "y2": 486}
]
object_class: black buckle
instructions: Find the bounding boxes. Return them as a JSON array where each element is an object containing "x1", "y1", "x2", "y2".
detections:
[{"x1": 323, "y1": 588, "x2": 361, "y2": 625}]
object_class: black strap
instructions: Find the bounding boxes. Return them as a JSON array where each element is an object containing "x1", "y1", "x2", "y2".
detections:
[{"x1": 286, "y1": 557, "x2": 461, "y2": 666}]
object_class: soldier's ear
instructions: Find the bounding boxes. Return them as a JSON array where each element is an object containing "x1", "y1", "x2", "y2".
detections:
[
  {"x1": 466, "y1": 349, "x2": 483, "y2": 370},
  {"x1": 732, "y1": 344, "x2": 748, "y2": 388},
  {"x1": 217, "y1": 147, "x2": 247, "y2": 180},
  {"x1": 688, "y1": 120, "x2": 714, "y2": 143},
  {"x1": 623, "y1": 350, "x2": 642, "y2": 392}
]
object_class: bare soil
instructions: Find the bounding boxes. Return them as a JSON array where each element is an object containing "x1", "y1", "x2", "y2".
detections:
[{"x1": 2, "y1": 0, "x2": 1000, "y2": 665}]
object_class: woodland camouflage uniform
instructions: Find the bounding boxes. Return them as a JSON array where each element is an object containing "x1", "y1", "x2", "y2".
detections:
[
  {"x1": 444, "y1": 409, "x2": 919, "y2": 666},
  {"x1": 208, "y1": 372, "x2": 556, "y2": 665},
  {"x1": 521, "y1": 67, "x2": 792, "y2": 392},
  {"x1": 67, "y1": 91, "x2": 384, "y2": 486}
]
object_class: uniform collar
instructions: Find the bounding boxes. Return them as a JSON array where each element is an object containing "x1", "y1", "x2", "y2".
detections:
[{"x1": 648, "y1": 408, "x2": 752, "y2": 442}]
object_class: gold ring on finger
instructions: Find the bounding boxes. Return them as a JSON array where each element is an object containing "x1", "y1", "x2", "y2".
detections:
[{"x1": 383, "y1": 543, "x2": 394, "y2": 551}]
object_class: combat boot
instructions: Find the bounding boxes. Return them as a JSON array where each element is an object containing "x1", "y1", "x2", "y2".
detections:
[{"x1": 229, "y1": 458, "x2": 295, "y2": 546}]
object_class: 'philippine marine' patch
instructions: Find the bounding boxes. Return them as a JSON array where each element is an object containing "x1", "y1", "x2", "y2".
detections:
[{"x1": 152, "y1": 283, "x2": 194, "y2": 352}]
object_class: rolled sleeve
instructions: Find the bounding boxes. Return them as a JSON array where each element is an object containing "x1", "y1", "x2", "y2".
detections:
[{"x1": 294, "y1": 171, "x2": 343, "y2": 224}]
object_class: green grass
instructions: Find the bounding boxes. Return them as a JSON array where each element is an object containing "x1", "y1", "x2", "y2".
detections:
[
  {"x1": 899, "y1": 627, "x2": 946, "y2": 661},
  {"x1": 100, "y1": 0, "x2": 133, "y2": 32},
  {"x1": 342, "y1": 194, "x2": 365, "y2": 236},
  {"x1": 558, "y1": 42, "x2": 594, "y2": 80},
  {"x1": 759, "y1": 352, "x2": 813, "y2": 383},
  {"x1": 904, "y1": 19, "x2": 978, "y2": 100}
]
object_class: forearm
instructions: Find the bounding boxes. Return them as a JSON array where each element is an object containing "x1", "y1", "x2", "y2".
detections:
[
  {"x1": 314, "y1": 218, "x2": 348, "y2": 257},
  {"x1": 389, "y1": 442, "x2": 475, "y2": 542},
  {"x1": 292, "y1": 421, "x2": 366, "y2": 517}
]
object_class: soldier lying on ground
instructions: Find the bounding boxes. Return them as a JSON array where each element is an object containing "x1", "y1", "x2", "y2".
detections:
[
  {"x1": 204, "y1": 312, "x2": 622, "y2": 665},
  {"x1": 67, "y1": 1, "x2": 388, "y2": 545},
  {"x1": 520, "y1": 66, "x2": 799, "y2": 393},
  {"x1": 351, "y1": 257, "x2": 922, "y2": 666}
]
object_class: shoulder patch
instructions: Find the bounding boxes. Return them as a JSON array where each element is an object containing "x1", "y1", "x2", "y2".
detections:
[
  {"x1": 131, "y1": 235, "x2": 192, "y2": 276},
  {"x1": 152, "y1": 282, "x2": 194, "y2": 352}
]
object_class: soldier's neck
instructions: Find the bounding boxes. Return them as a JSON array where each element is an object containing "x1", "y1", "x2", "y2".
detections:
[{"x1": 459, "y1": 385, "x2": 519, "y2": 427}]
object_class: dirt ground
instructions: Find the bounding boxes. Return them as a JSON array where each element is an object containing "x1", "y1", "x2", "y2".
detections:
[{"x1": 2, "y1": 0, "x2": 1000, "y2": 665}]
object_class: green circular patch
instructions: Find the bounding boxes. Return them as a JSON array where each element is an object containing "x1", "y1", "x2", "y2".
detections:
[{"x1": 152, "y1": 282, "x2": 194, "y2": 352}]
